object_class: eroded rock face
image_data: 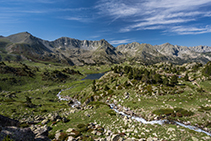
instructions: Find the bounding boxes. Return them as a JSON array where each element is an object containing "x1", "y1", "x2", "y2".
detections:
[
  {"x1": 0, "y1": 126, "x2": 35, "y2": 141},
  {"x1": 0, "y1": 114, "x2": 20, "y2": 127},
  {"x1": 0, "y1": 114, "x2": 51, "y2": 141}
]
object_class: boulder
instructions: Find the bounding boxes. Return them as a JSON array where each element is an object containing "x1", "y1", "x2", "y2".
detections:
[
  {"x1": 33, "y1": 125, "x2": 49, "y2": 136},
  {"x1": 0, "y1": 114, "x2": 20, "y2": 127},
  {"x1": 62, "y1": 117, "x2": 69, "y2": 123},
  {"x1": 0, "y1": 126, "x2": 35, "y2": 141},
  {"x1": 35, "y1": 135, "x2": 51, "y2": 141},
  {"x1": 66, "y1": 128, "x2": 74, "y2": 133},
  {"x1": 41, "y1": 119, "x2": 49, "y2": 125},
  {"x1": 50, "y1": 113, "x2": 61, "y2": 121},
  {"x1": 67, "y1": 136, "x2": 76, "y2": 141},
  {"x1": 111, "y1": 134, "x2": 121, "y2": 141},
  {"x1": 191, "y1": 137, "x2": 198, "y2": 141}
]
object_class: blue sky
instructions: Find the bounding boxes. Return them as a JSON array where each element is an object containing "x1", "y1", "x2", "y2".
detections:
[{"x1": 1, "y1": 0, "x2": 211, "y2": 47}]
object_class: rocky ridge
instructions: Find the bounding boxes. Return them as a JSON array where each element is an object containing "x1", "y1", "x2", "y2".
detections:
[
  {"x1": 190, "y1": 45, "x2": 211, "y2": 52},
  {"x1": 1, "y1": 32, "x2": 211, "y2": 65}
]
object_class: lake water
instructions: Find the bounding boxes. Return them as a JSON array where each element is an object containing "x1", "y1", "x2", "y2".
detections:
[{"x1": 82, "y1": 73, "x2": 105, "y2": 80}]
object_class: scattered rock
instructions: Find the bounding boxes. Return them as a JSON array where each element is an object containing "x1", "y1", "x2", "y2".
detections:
[
  {"x1": 191, "y1": 137, "x2": 198, "y2": 141},
  {"x1": 111, "y1": 134, "x2": 121, "y2": 141},
  {"x1": 67, "y1": 136, "x2": 76, "y2": 141},
  {"x1": 41, "y1": 119, "x2": 49, "y2": 125}
]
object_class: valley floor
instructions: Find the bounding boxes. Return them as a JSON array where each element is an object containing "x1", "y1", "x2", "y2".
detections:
[{"x1": 0, "y1": 61, "x2": 211, "y2": 141}]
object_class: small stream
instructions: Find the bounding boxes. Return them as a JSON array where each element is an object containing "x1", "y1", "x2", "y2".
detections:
[
  {"x1": 109, "y1": 104, "x2": 211, "y2": 137},
  {"x1": 56, "y1": 72, "x2": 211, "y2": 137}
]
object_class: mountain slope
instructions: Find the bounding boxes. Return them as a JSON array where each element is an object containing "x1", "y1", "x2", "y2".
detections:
[
  {"x1": 1, "y1": 32, "x2": 211, "y2": 65},
  {"x1": 117, "y1": 42, "x2": 211, "y2": 64},
  {"x1": 1, "y1": 32, "x2": 123, "y2": 65},
  {"x1": 189, "y1": 45, "x2": 211, "y2": 52}
]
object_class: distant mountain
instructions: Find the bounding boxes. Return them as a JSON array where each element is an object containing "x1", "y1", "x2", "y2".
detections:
[
  {"x1": 0, "y1": 32, "x2": 123, "y2": 65},
  {"x1": 189, "y1": 45, "x2": 211, "y2": 52},
  {"x1": 0, "y1": 32, "x2": 211, "y2": 65},
  {"x1": 117, "y1": 42, "x2": 211, "y2": 64}
]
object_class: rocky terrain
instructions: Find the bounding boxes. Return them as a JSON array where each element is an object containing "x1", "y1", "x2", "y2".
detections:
[
  {"x1": 190, "y1": 45, "x2": 211, "y2": 52},
  {"x1": 0, "y1": 32, "x2": 211, "y2": 66}
]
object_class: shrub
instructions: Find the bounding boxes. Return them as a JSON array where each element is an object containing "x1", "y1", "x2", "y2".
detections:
[
  {"x1": 71, "y1": 130, "x2": 81, "y2": 138},
  {"x1": 107, "y1": 110, "x2": 116, "y2": 116},
  {"x1": 152, "y1": 108, "x2": 174, "y2": 116},
  {"x1": 174, "y1": 108, "x2": 194, "y2": 117},
  {"x1": 77, "y1": 123, "x2": 86, "y2": 129},
  {"x1": 19, "y1": 123, "x2": 29, "y2": 128},
  {"x1": 198, "y1": 106, "x2": 211, "y2": 112},
  {"x1": 58, "y1": 132, "x2": 68, "y2": 141},
  {"x1": 48, "y1": 133, "x2": 55, "y2": 139},
  {"x1": 107, "y1": 89, "x2": 113, "y2": 95},
  {"x1": 153, "y1": 108, "x2": 194, "y2": 117},
  {"x1": 3, "y1": 135, "x2": 13, "y2": 141}
]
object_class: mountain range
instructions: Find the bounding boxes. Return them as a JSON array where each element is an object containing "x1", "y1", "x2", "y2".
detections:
[{"x1": 0, "y1": 32, "x2": 211, "y2": 65}]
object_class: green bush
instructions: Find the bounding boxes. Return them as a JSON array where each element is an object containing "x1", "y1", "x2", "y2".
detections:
[
  {"x1": 19, "y1": 123, "x2": 29, "y2": 128},
  {"x1": 198, "y1": 106, "x2": 211, "y2": 112},
  {"x1": 58, "y1": 132, "x2": 68, "y2": 141},
  {"x1": 152, "y1": 108, "x2": 174, "y2": 116},
  {"x1": 77, "y1": 123, "x2": 86, "y2": 129},
  {"x1": 88, "y1": 101, "x2": 107, "y2": 108},
  {"x1": 48, "y1": 133, "x2": 55, "y2": 139},
  {"x1": 174, "y1": 108, "x2": 194, "y2": 117},
  {"x1": 153, "y1": 108, "x2": 194, "y2": 117},
  {"x1": 2, "y1": 135, "x2": 14, "y2": 141},
  {"x1": 107, "y1": 89, "x2": 113, "y2": 95},
  {"x1": 107, "y1": 110, "x2": 116, "y2": 116}
]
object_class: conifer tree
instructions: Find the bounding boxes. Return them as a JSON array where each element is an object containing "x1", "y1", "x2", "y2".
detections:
[
  {"x1": 184, "y1": 73, "x2": 189, "y2": 81},
  {"x1": 163, "y1": 76, "x2": 169, "y2": 86},
  {"x1": 170, "y1": 75, "x2": 178, "y2": 85}
]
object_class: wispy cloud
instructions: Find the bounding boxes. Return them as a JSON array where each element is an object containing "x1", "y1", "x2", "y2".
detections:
[
  {"x1": 0, "y1": 0, "x2": 60, "y2": 4},
  {"x1": 169, "y1": 25, "x2": 211, "y2": 35},
  {"x1": 109, "y1": 39, "x2": 133, "y2": 45},
  {"x1": 96, "y1": 0, "x2": 211, "y2": 35},
  {"x1": 62, "y1": 16, "x2": 92, "y2": 23}
]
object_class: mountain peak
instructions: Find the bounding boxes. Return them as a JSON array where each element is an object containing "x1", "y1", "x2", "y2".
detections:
[{"x1": 162, "y1": 42, "x2": 172, "y2": 46}]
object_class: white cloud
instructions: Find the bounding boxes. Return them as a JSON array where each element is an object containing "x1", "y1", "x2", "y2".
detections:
[
  {"x1": 62, "y1": 16, "x2": 92, "y2": 23},
  {"x1": 96, "y1": 0, "x2": 211, "y2": 35},
  {"x1": 169, "y1": 25, "x2": 211, "y2": 35},
  {"x1": 109, "y1": 39, "x2": 132, "y2": 44}
]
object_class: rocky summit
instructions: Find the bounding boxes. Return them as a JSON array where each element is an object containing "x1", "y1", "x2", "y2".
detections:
[{"x1": 1, "y1": 32, "x2": 211, "y2": 65}]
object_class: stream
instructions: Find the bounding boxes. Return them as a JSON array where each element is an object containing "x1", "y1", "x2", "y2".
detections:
[
  {"x1": 109, "y1": 104, "x2": 211, "y2": 137},
  {"x1": 56, "y1": 73, "x2": 211, "y2": 137}
]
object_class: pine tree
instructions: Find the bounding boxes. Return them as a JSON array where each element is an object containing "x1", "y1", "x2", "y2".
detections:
[
  {"x1": 114, "y1": 66, "x2": 118, "y2": 73},
  {"x1": 92, "y1": 80, "x2": 96, "y2": 93},
  {"x1": 163, "y1": 76, "x2": 169, "y2": 86},
  {"x1": 184, "y1": 73, "x2": 189, "y2": 81},
  {"x1": 104, "y1": 85, "x2": 110, "y2": 91},
  {"x1": 170, "y1": 75, "x2": 178, "y2": 85},
  {"x1": 154, "y1": 74, "x2": 162, "y2": 84}
]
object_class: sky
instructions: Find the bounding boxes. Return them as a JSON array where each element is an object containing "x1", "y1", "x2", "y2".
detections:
[{"x1": 1, "y1": 0, "x2": 211, "y2": 47}]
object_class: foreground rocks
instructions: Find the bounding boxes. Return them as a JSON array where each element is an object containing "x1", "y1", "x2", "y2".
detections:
[{"x1": 0, "y1": 114, "x2": 51, "y2": 141}]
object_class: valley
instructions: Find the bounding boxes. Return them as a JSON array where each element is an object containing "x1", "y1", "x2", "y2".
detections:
[
  {"x1": 0, "y1": 60, "x2": 211, "y2": 141},
  {"x1": 0, "y1": 32, "x2": 211, "y2": 141}
]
